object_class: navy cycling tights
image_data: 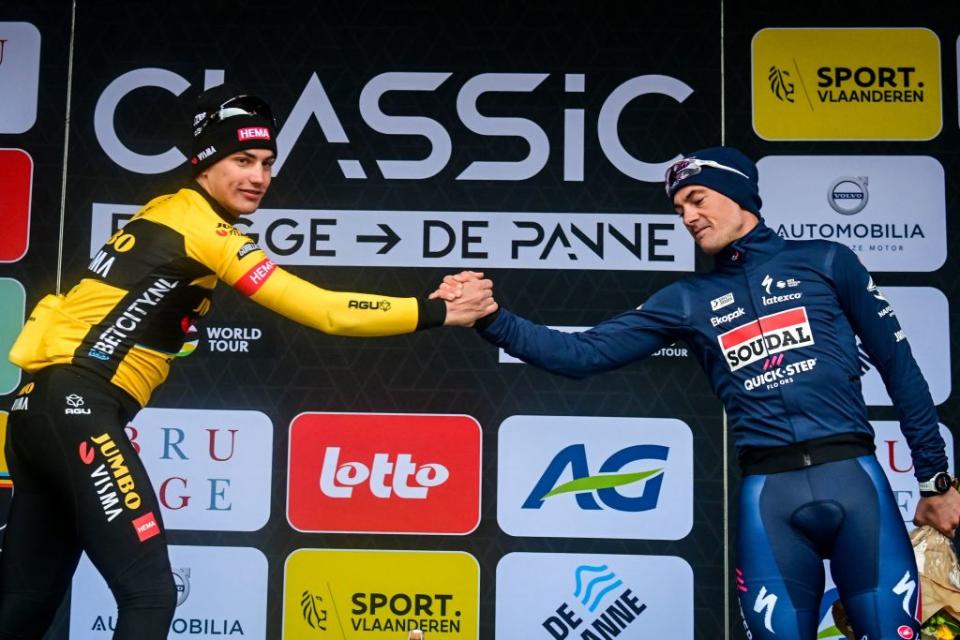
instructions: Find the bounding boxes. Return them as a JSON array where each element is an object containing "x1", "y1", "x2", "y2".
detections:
[{"x1": 736, "y1": 456, "x2": 920, "y2": 640}]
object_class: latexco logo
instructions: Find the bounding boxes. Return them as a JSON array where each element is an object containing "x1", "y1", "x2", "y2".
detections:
[
  {"x1": 497, "y1": 416, "x2": 692, "y2": 540},
  {"x1": 752, "y1": 28, "x2": 942, "y2": 140},
  {"x1": 123, "y1": 408, "x2": 273, "y2": 531},
  {"x1": 287, "y1": 413, "x2": 481, "y2": 534},
  {"x1": 496, "y1": 553, "x2": 692, "y2": 638},
  {"x1": 0, "y1": 279, "x2": 24, "y2": 395},
  {"x1": 71, "y1": 545, "x2": 267, "y2": 638},
  {"x1": 283, "y1": 549, "x2": 479, "y2": 639},
  {"x1": 758, "y1": 156, "x2": 946, "y2": 272},
  {"x1": 0, "y1": 23, "x2": 41, "y2": 134}
]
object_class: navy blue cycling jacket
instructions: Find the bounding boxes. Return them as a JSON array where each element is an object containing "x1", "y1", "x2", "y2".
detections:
[{"x1": 480, "y1": 222, "x2": 947, "y2": 481}]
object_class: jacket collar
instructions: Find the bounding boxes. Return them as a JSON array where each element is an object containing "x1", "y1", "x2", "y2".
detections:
[{"x1": 713, "y1": 221, "x2": 785, "y2": 272}]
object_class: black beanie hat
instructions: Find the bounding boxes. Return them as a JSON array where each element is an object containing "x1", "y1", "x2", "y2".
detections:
[
  {"x1": 664, "y1": 147, "x2": 763, "y2": 216},
  {"x1": 190, "y1": 83, "x2": 278, "y2": 175}
]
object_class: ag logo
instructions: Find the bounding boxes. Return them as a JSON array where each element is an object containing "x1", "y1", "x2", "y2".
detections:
[
  {"x1": 497, "y1": 416, "x2": 693, "y2": 540},
  {"x1": 522, "y1": 444, "x2": 667, "y2": 512}
]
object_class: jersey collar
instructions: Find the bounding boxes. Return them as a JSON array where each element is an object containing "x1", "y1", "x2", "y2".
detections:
[
  {"x1": 186, "y1": 181, "x2": 238, "y2": 224},
  {"x1": 714, "y1": 222, "x2": 785, "y2": 271}
]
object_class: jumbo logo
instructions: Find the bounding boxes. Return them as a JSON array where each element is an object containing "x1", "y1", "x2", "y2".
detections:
[
  {"x1": 287, "y1": 413, "x2": 481, "y2": 534},
  {"x1": 718, "y1": 307, "x2": 814, "y2": 371},
  {"x1": 752, "y1": 28, "x2": 941, "y2": 140}
]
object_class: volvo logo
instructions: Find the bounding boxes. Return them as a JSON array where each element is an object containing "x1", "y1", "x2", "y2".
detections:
[{"x1": 828, "y1": 176, "x2": 869, "y2": 215}]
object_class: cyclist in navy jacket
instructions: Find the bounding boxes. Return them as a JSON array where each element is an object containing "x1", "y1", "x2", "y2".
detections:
[{"x1": 436, "y1": 147, "x2": 960, "y2": 640}]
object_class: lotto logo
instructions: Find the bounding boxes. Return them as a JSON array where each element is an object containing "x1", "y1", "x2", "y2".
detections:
[
  {"x1": 0, "y1": 149, "x2": 32, "y2": 262},
  {"x1": 287, "y1": 413, "x2": 481, "y2": 534}
]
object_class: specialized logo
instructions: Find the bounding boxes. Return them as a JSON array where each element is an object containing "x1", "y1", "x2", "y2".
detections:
[
  {"x1": 0, "y1": 150, "x2": 31, "y2": 262},
  {"x1": 718, "y1": 307, "x2": 815, "y2": 371},
  {"x1": 132, "y1": 511, "x2": 160, "y2": 542},
  {"x1": 711, "y1": 292, "x2": 734, "y2": 311},
  {"x1": 829, "y1": 176, "x2": 869, "y2": 215},
  {"x1": 300, "y1": 591, "x2": 328, "y2": 631},
  {"x1": 523, "y1": 444, "x2": 667, "y2": 513},
  {"x1": 65, "y1": 393, "x2": 92, "y2": 415},
  {"x1": 752, "y1": 28, "x2": 941, "y2": 140},
  {"x1": 288, "y1": 413, "x2": 481, "y2": 534},
  {"x1": 234, "y1": 258, "x2": 276, "y2": 296},
  {"x1": 753, "y1": 586, "x2": 778, "y2": 634},
  {"x1": 347, "y1": 299, "x2": 392, "y2": 311},
  {"x1": 892, "y1": 570, "x2": 917, "y2": 618},
  {"x1": 237, "y1": 126, "x2": 270, "y2": 141},
  {"x1": 711, "y1": 306, "x2": 745, "y2": 327},
  {"x1": 88, "y1": 277, "x2": 179, "y2": 360},
  {"x1": 283, "y1": 549, "x2": 479, "y2": 638}
]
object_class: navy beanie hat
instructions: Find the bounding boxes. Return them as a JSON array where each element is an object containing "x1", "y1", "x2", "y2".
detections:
[
  {"x1": 665, "y1": 147, "x2": 762, "y2": 216},
  {"x1": 189, "y1": 83, "x2": 278, "y2": 175}
]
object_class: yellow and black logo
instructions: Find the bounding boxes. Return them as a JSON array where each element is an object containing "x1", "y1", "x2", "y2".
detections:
[{"x1": 752, "y1": 28, "x2": 941, "y2": 140}]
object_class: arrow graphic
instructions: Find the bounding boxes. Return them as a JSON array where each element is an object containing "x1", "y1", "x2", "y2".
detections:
[{"x1": 356, "y1": 224, "x2": 400, "y2": 254}]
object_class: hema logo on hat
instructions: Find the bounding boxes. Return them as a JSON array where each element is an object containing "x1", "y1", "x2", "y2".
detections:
[{"x1": 237, "y1": 127, "x2": 270, "y2": 141}]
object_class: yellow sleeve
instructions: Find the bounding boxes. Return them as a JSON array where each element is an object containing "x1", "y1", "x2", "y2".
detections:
[{"x1": 189, "y1": 224, "x2": 427, "y2": 336}]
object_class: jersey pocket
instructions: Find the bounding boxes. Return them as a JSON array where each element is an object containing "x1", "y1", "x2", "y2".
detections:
[{"x1": 9, "y1": 294, "x2": 65, "y2": 372}]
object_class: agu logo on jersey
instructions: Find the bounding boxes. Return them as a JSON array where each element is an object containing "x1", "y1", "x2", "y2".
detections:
[
  {"x1": 495, "y1": 553, "x2": 693, "y2": 638},
  {"x1": 752, "y1": 28, "x2": 941, "y2": 140},
  {"x1": 498, "y1": 416, "x2": 693, "y2": 540},
  {"x1": 283, "y1": 549, "x2": 479, "y2": 639},
  {"x1": 287, "y1": 413, "x2": 481, "y2": 534},
  {"x1": 0, "y1": 150, "x2": 31, "y2": 262},
  {"x1": 718, "y1": 307, "x2": 814, "y2": 371}
]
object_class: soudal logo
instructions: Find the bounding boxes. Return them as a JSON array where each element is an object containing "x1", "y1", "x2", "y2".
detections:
[
  {"x1": 718, "y1": 307, "x2": 815, "y2": 371},
  {"x1": 237, "y1": 126, "x2": 270, "y2": 141},
  {"x1": 287, "y1": 413, "x2": 481, "y2": 534}
]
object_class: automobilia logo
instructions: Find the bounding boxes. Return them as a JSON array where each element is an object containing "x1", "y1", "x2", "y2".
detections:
[
  {"x1": 96, "y1": 68, "x2": 696, "y2": 182},
  {"x1": 775, "y1": 175, "x2": 923, "y2": 242},
  {"x1": 541, "y1": 564, "x2": 648, "y2": 639},
  {"x1": 718, "y1": 307, "x2": 814, "y2": 371},
  {"x1": 88, "y1": 277, "x2": 179, "y2": 361},
  {"x1": 287, "y1": 413, "x2": 481, "y2": 534},
  {"x1": 523, "y1": 444, "x2": 667, "y2": 513}
]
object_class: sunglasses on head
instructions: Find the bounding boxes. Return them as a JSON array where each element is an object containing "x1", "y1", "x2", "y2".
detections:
[
  {"x1": 665, "y1": 157, "x2": 750, "y2": 196},
  {"x1": 194, "y1": 95, "x2": 276, "y2": 138}
]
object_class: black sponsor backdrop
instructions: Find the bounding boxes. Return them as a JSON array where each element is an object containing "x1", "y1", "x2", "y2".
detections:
[{"x1": 0, "y1": 0, "x2": 958, "y2": 638}]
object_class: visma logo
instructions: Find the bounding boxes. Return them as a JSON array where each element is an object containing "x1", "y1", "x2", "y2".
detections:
[{"x1": 522, "y1": 444, "x2": 667, "y2": 512}]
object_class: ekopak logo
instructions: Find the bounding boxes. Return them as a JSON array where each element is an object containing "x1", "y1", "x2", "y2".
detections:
[
  {"x1": 497, "y1": 416, "x2": 693, "y2": 540},
  {"x1": 287, "y1": 413, "x2": 481, "y2": 534}
]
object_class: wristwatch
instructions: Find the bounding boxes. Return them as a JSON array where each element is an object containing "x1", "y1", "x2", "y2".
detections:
[{"x1": 919, "y1": 471, "x2": 953, "y2": 497}]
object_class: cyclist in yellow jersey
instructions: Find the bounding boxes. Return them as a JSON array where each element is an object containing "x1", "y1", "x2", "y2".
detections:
[{"x1": 0, "y1": 85, "x2": 495, "y2": 639}]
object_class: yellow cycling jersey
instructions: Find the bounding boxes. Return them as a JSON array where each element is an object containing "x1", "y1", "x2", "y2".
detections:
[{"x1": 10, "y1": 186, "x2": 444, "y2": 406}]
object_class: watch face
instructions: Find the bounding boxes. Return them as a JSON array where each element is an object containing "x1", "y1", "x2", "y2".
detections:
[{"x1": 935, "y1": 473, "x2": 953, "y2": 493}]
